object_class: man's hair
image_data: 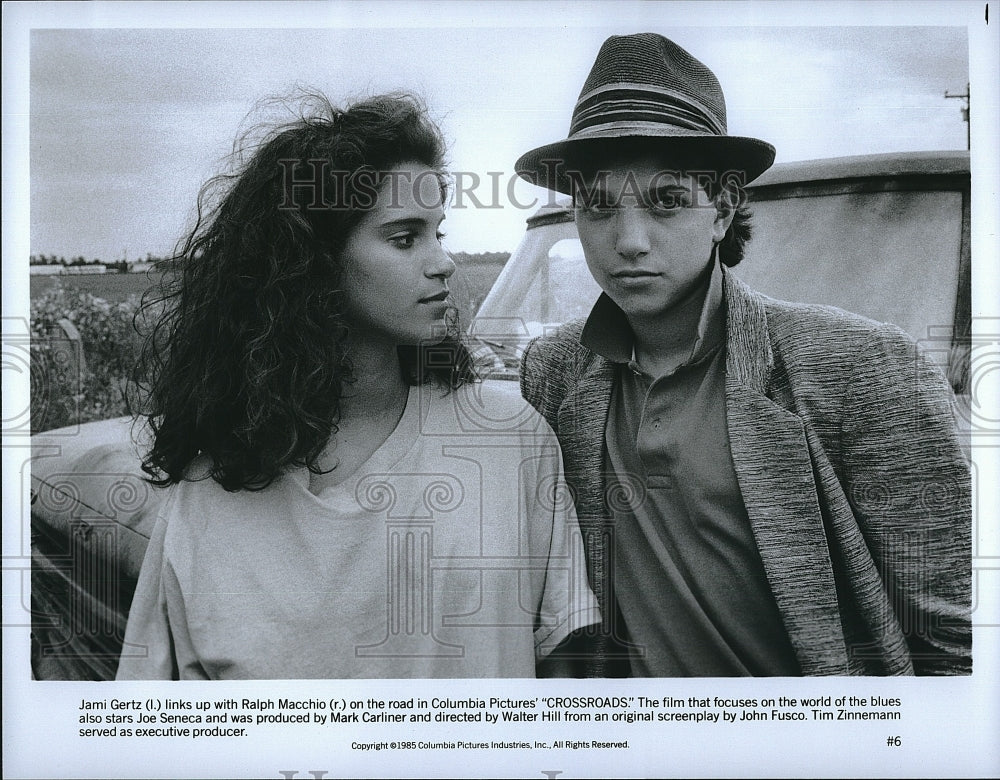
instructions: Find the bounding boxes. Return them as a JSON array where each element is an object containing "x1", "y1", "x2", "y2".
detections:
[
  {"x1": 131, "y1": 91, "x2": 475, "y2": 492},
  {"x1": 708, "y1": 175, "x2": 753, "y2": 268}
]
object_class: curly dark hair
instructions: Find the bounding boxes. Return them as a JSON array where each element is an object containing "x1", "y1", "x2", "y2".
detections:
[{"x1": 132, "y1": 92, "x2": 476, "y2": 492}]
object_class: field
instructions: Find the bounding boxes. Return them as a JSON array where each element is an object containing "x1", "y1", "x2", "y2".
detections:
[
  {"x1": 29, "y1": 271, "x2": 163, "y2": 303},
  {"x1": 29, "y1": 257, "x2": 505, "y2": 324}
]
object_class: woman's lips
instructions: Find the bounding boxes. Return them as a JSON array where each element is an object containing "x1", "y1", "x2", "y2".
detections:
[{"x1": 418, "y1": 290, "x2": 450, "y2": 303}]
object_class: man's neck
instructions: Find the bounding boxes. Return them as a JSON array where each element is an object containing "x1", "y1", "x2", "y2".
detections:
[{"x1": 628, "y1": 263, "x2": 717, "y2": 378}]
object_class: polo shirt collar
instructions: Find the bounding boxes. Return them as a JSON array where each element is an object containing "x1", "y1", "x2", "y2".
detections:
[{"x1": 580, "y1": 258, "x2": 726, "y2": 368}]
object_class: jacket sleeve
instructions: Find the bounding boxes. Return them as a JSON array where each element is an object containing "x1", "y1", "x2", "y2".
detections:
[
  {"x1": 839, "y1": 323, "x2": 972, "y2": 675},
  {"x1": 520, "y1": 337, "x2": 546, "y2": 417},
  {"x1": 520, "y1": 335, "x2": 570, "y2": 434},
  {"x1": 528, "y1": 426, "x2": 602, "y2": 665}
]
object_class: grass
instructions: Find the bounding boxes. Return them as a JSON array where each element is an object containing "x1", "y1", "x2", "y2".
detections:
[{"x1": 29, "y1": 271, "x2": 164, "y2": 304}]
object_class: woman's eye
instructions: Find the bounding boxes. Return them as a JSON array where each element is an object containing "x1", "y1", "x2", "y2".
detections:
[
  {"x1": 436, "y1": 231, "x2": 447, "y2": 243},
  {"x1": 390, "y1": 233, "x2": 416, "y2": 248}
]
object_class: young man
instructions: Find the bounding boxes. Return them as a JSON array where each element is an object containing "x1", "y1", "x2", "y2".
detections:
[{"x1": 516, "y1": 33, "x2": 971, "y2": 676}]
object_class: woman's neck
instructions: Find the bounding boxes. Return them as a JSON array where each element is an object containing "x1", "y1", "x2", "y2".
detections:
[
  {"x1": 309, "y1": 335, "x2": 410, "y2": 492},
  {"x1": 339, "y1": 335, "x2": 409, "y2": 419}
]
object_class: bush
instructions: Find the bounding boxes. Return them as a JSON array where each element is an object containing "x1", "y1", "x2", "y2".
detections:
[
  {"x1": 30, "y1": 282, "x2": 148, "y2": 432},
  {"x1": 29, "y1": 257, "x2": 508, "y2": 432}
]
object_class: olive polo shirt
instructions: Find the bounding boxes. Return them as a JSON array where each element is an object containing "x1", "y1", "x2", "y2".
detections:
[{"x1": 580, "y1": 262, "x2": 800, "y2": 676}]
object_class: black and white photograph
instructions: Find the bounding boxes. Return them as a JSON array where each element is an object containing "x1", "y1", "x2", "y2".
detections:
[{"x1": 3, "y1": 0, "x2": 999, "y2": 777}]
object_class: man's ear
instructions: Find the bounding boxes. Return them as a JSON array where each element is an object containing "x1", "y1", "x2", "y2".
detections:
[{"x1": 712, "y1": 188, "x2": 737, "y2": 243}]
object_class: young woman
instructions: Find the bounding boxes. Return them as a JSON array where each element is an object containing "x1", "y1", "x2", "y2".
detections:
[{"x1": 117, "y1": 93, "x2": 598, "y2": 679}]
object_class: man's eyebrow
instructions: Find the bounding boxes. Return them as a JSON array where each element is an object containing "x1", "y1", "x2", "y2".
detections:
[
  {"x1": 647, "y1": 179, "x2": 690, "y2": 193},
  {"x1": 647, "y1": 183, "x2": 692, "y2": 200},
  {"x1": 583, "y1": 181, "x2": 689, "y2": 194}
]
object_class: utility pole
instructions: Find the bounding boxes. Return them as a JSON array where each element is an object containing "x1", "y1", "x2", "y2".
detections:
[{"x1": 945, "y1": 83, "x2": 970, "y2": 150}]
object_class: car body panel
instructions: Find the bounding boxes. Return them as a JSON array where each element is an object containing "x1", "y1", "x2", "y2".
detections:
[{"x1": 30, "y1": 418, "x2": 160, "y2": 680}]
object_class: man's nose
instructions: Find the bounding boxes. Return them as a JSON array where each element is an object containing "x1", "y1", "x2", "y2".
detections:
[
  {"x1": 614, "y1": 207, "x2": 651, "y2": 260},
  {"x1": 425, "y1": 245, "x2": 456, "y2": 279}
]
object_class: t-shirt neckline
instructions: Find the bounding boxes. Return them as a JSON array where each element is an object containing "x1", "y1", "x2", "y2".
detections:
[{"x1": 290, "y1": 384, "x2": 426, "y2": 501}]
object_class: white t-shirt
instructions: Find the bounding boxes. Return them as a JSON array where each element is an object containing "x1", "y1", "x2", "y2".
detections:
[{"x1": 116, "y1": 381, "x2": 599, "y2": 679}]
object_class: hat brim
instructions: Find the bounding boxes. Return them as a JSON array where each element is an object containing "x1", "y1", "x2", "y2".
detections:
[{"x1": 515, "y1": 133, "x2": 776, "y2": 195}]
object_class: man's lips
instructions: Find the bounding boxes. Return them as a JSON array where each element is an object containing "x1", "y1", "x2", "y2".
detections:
[
  {"x1": 419, "y1": 290, "x2": 450, "y2": 303},
  {"x1": 611, "y1": 270, "x2": 660, "y2": 278}
]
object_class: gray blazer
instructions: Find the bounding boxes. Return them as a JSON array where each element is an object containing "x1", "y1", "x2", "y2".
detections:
[{"x1": 521, "y1": 271, "x2": 971, "y2": 676}]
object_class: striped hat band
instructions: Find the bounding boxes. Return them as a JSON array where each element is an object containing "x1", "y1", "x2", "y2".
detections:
[
  {"x1": 570, "y1": 83, "x2": 726, "y2": 138},
  {"x1": 514, "y1": 33, "x2": 776, "y2": 194}
]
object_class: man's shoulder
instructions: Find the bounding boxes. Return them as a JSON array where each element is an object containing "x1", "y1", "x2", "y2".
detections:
[
  {"x1": 755, "y1": 291, "x2": 910, "y2": 350},
  {"x1": 725, "y1": 278, "x2": 930, "y2": 393},
  {"x1": 521, "y1": 318, "x2": 593, "y2": 371},
  {"x1": 760, "y1": 294, "x2": 877, "y2": 327},
  {"x1": 723, "y1": 271, "x2": 914, "y2": 359},
  {"x1": 519, "y1": 318, "x2": 599, "y2": 416},
  {"x1": 529, "y1": 318, "x2": 588, "y2": 351},
  {"x1": 740, "y1": 288, "x2": 933, "y2": 397}
]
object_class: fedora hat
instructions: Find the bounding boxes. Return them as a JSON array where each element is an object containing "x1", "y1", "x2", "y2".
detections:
[{"x1": 515, "y1": 33, "x2": 775, "y2": 194}]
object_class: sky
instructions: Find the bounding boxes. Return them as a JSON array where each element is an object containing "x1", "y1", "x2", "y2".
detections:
[{"x1": 14, "y1": 2, "x2": 975, "y2": 262}]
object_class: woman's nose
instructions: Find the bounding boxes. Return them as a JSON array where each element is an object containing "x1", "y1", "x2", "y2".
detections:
[{"x1": 425, "y1": 246, "x2": 456, "y2": 279}]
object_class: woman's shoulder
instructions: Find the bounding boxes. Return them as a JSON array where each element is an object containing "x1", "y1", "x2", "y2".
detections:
[
  {"x1": 423, "y1": 380, "x2": 554, "y2": 438},
  {"x1": 159, "y1": 454, "x2": 300, "y2": 534}
]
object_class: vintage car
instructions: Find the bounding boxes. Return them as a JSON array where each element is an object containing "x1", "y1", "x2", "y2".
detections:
[
  {"x1": 28, "y1": 150, "x2": 970, "y2": 679},
  {"x1": 471, "y1": 150, "x2": 971, "y2": 399}
]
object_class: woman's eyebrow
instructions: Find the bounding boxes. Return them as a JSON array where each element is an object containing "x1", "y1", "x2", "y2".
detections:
[
  {"x1": 378, "y1": 217, "x2": 426, "y2": 231},
  {"x1": 378, "y1": 214, "x2": 445, "y2": 231}
]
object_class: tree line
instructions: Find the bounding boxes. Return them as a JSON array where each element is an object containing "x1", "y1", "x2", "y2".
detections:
[
  {"x1": 31, "y1": 250, "x2": 510, "y2": 270},
  {"x1": 29, "y1": 253, "x2": 174, "y2": 272}
]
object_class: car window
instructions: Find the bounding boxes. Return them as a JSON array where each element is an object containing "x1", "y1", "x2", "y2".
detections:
[{"x1": 472, "y1": 223, "x2": 601, "y2": 341}]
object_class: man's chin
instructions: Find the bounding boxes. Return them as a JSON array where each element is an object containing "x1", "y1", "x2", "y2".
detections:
[{"x1": 604, "y1": 287, "x2": 675, "y2": 317}]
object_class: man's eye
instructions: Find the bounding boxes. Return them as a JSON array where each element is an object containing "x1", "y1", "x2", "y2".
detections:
[
  {"x1": 576, "y1": 198, "x2": 616, "y2": 218},
  {"x1": 649, "y1": 191, "x2": 688, "y2": 212}
]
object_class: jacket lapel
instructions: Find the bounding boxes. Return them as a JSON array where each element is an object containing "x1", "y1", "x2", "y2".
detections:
[{"x1": 724, "y1": 273, "x2": 850, "y2": 675}]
